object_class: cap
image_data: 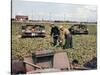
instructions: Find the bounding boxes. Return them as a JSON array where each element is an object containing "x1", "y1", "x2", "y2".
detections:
[{"x1": 59, "y1": 25, "x2": 63, "y2": 29}]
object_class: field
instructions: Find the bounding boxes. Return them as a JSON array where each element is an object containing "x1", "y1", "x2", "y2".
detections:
[{"x1": 11, "y1": 21, "x2": 97, "y2": 67}]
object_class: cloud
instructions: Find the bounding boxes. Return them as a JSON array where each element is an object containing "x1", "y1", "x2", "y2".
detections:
[
  {"x1": 83, "y1": 5, "x2": 97, "y2": 11},
  {"x1": 12, "y1": 0, "x2": 97, "y2": 21},
  {"x1": 16, "y1": 11, "x2": 25, "y2": 15},
  {"x1": 65, "y1": 6, "x2": 97, "y2": 21}
]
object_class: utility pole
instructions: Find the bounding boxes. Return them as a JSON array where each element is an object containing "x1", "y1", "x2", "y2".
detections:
[
  {"x1": 49, "y1": 12, "x2": 51, "y2": 21},
  {"x1": 64, "y1": 13, "x2": 65, "y2": 21},
  {"x1": 32, "y1": 10, "x2": 33, "y2": 20}
]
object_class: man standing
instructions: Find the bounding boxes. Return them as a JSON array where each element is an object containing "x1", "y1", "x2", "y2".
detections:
[
  {"x1": 59, "y1": 26, "x2": 65, "y2": 47},
  {"x1": 50, "y1": 24, "x2": 60, "y2": 46},
  {"x1": 59, "y1": 26, "x2": 73, "y2": 49}
]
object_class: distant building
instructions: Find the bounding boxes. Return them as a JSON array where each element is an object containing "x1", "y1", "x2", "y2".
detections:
[
  {"x1": 15, "y1": 15, "x2": 28, "y2": 21},
  {"x1": 11, "y1": 18, "x2": 15, "y2": 21}
]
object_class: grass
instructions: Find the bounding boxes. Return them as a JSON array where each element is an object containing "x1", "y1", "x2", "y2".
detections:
[{"x1": 11, "y1": 21, "x2": 97, "y2": 67}]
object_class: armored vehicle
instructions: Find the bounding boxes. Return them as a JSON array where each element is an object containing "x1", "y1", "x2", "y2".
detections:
[
  {"x1": 12, "y1": 50, "x2": 70, "y2": 74},
  {"x1": 12, "y1": 50, "x2": 90, "y2": 74},
  {"x1": 69, "y1": 24, "x2": 88, "y2": 34},
  {"x1": 21, "y1": 24, "x2": 46, "y2": 37}
]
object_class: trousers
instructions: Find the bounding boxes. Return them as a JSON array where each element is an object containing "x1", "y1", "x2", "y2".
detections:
[{"x1": 64, "y1": 34, "x2": 73, "y2": 48}]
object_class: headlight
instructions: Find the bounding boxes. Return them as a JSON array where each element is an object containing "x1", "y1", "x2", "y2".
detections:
[
  {"x1": 32, "y1": 33, "x2": 35, "y2": 36},
  {"x1": 22, "y1": 30, "x2": 25, "y2": 32},
  {"x1": 42, "y1": 30, "x2": 45, "y2": 33}
]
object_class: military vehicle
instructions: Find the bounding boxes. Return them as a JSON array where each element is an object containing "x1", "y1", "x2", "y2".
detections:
[
  {"x1": 69, "y1": 24, "x2": 88, "y2": 34},
  {"x1": 21, "y1": 24, "x2": 46, "y2": 37},
  {"x1": 12, "y1": 50, "x2": 90, "y2": 74},
  {"x1": 12, "y1": 50, "x2": 71, "y2": 74}
]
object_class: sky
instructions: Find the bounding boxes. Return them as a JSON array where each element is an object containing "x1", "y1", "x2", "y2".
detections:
[{"x1": 12, "y1": 0, "x2": 97, "y2": 22}]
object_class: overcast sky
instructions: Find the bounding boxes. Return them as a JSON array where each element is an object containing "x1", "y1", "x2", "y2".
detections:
[{"x1": 12, "y1": 0, "x2": 97, "y2": 22}]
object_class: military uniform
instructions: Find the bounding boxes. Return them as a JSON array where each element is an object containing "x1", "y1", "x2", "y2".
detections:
[
  {"x1": 63, "y1": 28, "x2": 73, "y2": 49},
  {"x1": 59, "y1": 26, "x2": 73, "y2": 49},
  {"x1": 59, "y1": 29, "x2": 64, "y2": 47},
  {"x1": 50, "y1": 26, "x2": 60, "y2": 46}
]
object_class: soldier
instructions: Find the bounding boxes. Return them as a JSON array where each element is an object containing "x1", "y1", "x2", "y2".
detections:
[
  {"x1": 50, "y1": 24, "x2": 60, "y2": 46},
  {"x1": 59, "y1": 26, "x2": 65, "y2": 47},
  {"x1": 59, "y1": 26, "x2": 73, "y2": 49}
]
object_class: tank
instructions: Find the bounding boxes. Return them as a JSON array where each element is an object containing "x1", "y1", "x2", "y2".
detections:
[
  {"x1": 21, "y1": 24, "x2": 46, "y2": 37},
  {"x1": 12, "y1": 50, "x2": 71, "y2": 74},
  {"x1": 12, "y1": 50, "x2": 91, "y2": 74},
  {"x1": 69, "y1": 24, "x2": 88, "y2": 34}
]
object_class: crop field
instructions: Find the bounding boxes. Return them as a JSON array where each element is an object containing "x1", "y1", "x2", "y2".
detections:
[{"x1": 11, "y1": 21, "x2": 97, "y2": 67}]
